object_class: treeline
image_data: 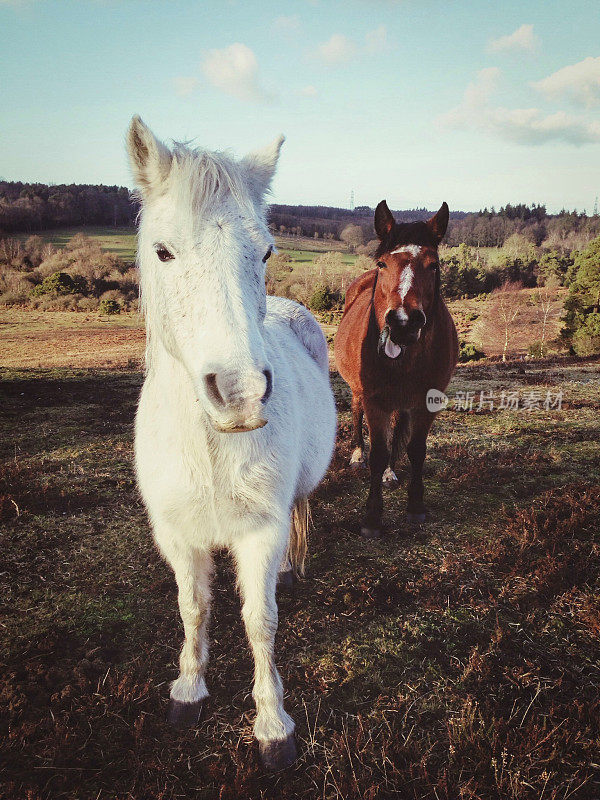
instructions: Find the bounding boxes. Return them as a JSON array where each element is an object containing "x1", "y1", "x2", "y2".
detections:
[
  {"x1": 269, "y1": 204, "x2": 468, "y2": 241},
  {"x1": 0, "y1": 182, "x2": 136, "y2": 233},
  {"x1": 271, "y1": 201, "x2": 600, "y2": 252},
  {"x1": 2, "y1": 181, "x2": 600, "y2": 254}
]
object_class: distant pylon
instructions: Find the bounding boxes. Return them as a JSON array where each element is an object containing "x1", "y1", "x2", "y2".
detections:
[
  {"x1": 594, "y1": 195, "x2": 598, "y2": 216},
  {"x1": 350, "y1": 190, "x2": 355, "y2": 211}
]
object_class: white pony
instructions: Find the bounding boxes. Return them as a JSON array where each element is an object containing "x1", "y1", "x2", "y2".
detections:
[{"x1": 127, "y1": 116, "x2": 336, "y2": 770}]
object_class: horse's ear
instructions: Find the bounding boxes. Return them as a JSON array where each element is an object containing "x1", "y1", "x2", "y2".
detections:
[
  {"x1": 427, "y1": 202, "x2": 449, "y2": 243},
  {"x1": 374, "y1": 200, "x2": 395, "y2": 240},
  {"x1": 126, "y1": 115, "x2": 172, "y2": 195},
  {"x1": 241, "y1": 134, "x2": 285, "y2": 201}
]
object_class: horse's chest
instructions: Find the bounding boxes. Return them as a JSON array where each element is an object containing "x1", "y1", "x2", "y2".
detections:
[{"x1": 211, "y1": 458, "x2": 279, "y2": 521}]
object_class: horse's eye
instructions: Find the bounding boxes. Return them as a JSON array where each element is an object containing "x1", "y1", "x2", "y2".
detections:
[
  {"x1": 262, "y1": 247, "x2": 273, "y2": 263},
  {"x1": 377, "y1": 261, "x2": 387, "y2": 269},
  {"x1": 155, "y1": 245, "x2": 174, "y2": 262}
]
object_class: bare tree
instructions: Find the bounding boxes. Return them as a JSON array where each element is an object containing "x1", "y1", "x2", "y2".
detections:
[
  {"x1": 340, "y1": 224, "x2": 363, "y2": 252},
  {"x1": 531, "y1": 277, "x2": 562, "y2": 356},
  {"x1": 481, "y1": 281, "x2": 526, "y2": 361}
]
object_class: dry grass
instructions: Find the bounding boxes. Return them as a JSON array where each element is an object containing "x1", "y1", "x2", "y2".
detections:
[
  {"x1": 0, "y1": 309, "x2": 144, "y2": 369},
  {"x1": 1, "y1": 319, "x2": 599, "y2": 799}
]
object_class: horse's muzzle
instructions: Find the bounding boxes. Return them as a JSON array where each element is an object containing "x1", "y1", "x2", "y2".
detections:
[
  {"x1": 384, "y1": 308, "x2": 426, "y2": 349},
  {"x1": 202, "y1": 367, "x2": 272, "y2": 433}
]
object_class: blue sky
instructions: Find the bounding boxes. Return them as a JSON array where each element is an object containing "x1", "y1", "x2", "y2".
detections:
[{"x1": 1, "y1": 0, "x2": 599, "y2": 213}]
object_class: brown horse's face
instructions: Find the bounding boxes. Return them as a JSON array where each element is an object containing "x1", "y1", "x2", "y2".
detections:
[
  {"x1": 374, "y1": 245, "x2": 440, "y2": 358},
  {"x1": 371, "y1": 200, "x2": 449, "y2": 359}
]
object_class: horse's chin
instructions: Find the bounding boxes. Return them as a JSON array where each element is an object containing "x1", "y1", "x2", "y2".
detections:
[{"x1": 210, "y1": 416, "x2": 268, "y2": 434}]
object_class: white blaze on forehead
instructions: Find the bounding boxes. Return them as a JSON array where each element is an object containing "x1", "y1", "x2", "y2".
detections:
[
  {"x1": 397, "y1": 265, "x2": 414, "y2": 301},
  {"x1": 390, "y1": 244, "x2": 422, "y2": 257}
]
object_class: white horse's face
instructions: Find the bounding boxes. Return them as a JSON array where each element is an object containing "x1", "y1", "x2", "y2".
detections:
[{"x1": 128, "y1": 116, "x2": 283, "y2": 433}]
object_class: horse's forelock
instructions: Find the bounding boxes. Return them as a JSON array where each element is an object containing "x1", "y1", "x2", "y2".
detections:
[
  {"x1": 168, "y1": 143, "x2": 254, "y2": 216},
  {"x1": 375, "y1": 221, "x2": 439, "y2": 259}
]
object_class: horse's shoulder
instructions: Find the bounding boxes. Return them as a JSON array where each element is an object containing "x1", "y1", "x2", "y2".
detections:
[
  {"x1": 344, "y1": 269, "x2": 377, "y2": 312},
  {"x1": 266, "y1": 296, "x2": 328, "y2": 373}
]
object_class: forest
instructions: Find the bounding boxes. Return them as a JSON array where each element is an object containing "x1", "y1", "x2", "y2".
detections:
[{"x1": 2, "y1": 180, "x2": 599, "y2": 251}]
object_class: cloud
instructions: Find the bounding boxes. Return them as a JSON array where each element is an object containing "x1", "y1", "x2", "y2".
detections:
[
  {"x1": 532, "y1": 56, "x2": 600, "y2": 108},
  {"x1": 312, "y1": 33, "x2": 356, "y2": 66},
  {"x1": 439, "y1": 67, "x2": 600, "y2": 146},
  {"x1": 173, "y1": 76, "x2": 199, "y2": 97},
  {"x1": 488, "y1": 24, "x2": 539, "y2": 54},
  {"x1": 299, "y1": 85, "x2": 318, "y2": 97},
  {"x1": 272, "y1": 14, "x2": 301, "y2": 35},
  {"x1": 202, "y1": 43, "x2": 275, "y2": 104},
  {"x1": 311, "y1": 27, "x2": 388, "y2": 65},
  {"x1": 365, "y1": 25, "x2": 387, "y2": 53}
]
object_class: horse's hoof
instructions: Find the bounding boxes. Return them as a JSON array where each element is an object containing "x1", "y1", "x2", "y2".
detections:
[
  {"x1": 259, "y1": 734, "x2": 297, "y2": 771},
  {"x1": 167, "y1": 699, "x2": 203, "y2": 728},
  {"x1": 360, "y1": 526, "x2": 381, "y2": 539},
  {"x1": 277, "y1": 569, "x2": 295, "y2": 592},
  {"x1": 349, "y1": 448, "x2": 367, "y2": 469},
  {"x1": 406, "y1": 511, "x2": 427, "y2": 525},
  {"x1": 382, "y1": 467, "x2": 399, "y2": 489}
]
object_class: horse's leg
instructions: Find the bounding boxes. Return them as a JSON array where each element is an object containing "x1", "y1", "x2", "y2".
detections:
[
  {"x1": 404, "y1": 409, "x2": 434, "y2": 524},
  {"x1": 162, "y1": 540, "x2": 213, "y2": 727},
  {"x1": 382, "y1": 410, "x2": 406, "y2": 489},
  {"x1": 232, "y1": 525, "x2": 296, "y2": 770},
  {"x1": 361, "y1": 400, "x2": 391, "y2": 538},
  {"x1": 277, "y1": 549, "x2": 295, "y2": 592},
  {"x1": 349, "y1": 393, "x2": 366, "y2": 468}
]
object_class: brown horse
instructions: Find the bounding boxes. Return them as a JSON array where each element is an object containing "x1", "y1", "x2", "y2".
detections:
[{"x1": 334, "y1": 200, "x2": 458, "y2": 537}]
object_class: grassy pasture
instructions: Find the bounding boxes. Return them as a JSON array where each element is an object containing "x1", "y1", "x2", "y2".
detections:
[
  {"x1": 18, "y1": 227, "x2": 358, "y2": 269},
  {"x1": 1, "y1": 314, "x2": 600, "y2": 799}
]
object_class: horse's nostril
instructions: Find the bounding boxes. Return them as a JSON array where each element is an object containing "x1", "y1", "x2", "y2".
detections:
[
  {"x1": 205, "y1": 373, "x2": 225, "y2": 408},
  {"x1": 409, "y1": 310, "x2": 426, "y2": 330},
  {"x1": 262, "y1": 369, "x2": 273, "y2": 404}
]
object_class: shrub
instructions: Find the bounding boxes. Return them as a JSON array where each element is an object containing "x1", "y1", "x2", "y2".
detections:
[
  {"x1": 571, "y1": 311, "x2": 600, "y2": 356},
  {"x1": 0, "y1": 290, "x2": 30, "y2": 307},
  {"x1": 31, "y1": 271, "x2": 81, "y2": 297},
  {"x1": 98, "y1": 298, "x2": 121, "y2": 315},
  {"x1": 528, "y1": 341, "x2": 545, "y2": 358},
  {"x1": 31, "y1": 294, "x2": 82, "y2": 311},
  {"x1": 77, "y1": 296, "x2": 99, "y2": 312},
  {"x1": 459, "y1": 341, "x2": 484, "y2": 362},
  {"x1": 309, "y1": 284, "x2": 335, "y2": 312},
  {"x1": 562, "y1": 236, "x2": 600, "y2": 353}
]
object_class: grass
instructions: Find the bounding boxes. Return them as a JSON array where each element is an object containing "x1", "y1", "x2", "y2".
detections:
[
  {"x1": 16, "y1": 226, "x2": 139, "y2": 261},
  {"x1": 18, "y1": 227, "x2": 358, "y2": 268},
  {"x1": 1, "y1": 319, "x2": 600, "y2": 799}
]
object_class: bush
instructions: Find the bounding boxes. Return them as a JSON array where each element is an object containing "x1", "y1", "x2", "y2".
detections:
[
  {"x1": 528, "y1": 341, "x2": 545, "y2": 358},
  {"x1": 31, "y1": 294, "x2": 82, "y2": 311},
  {"x1": 77, "y1": 297, "x2": 99, "y2": 312},
  {"x1": 0, "y1": 290, "x2": 30, "y2": 307},
  {"x1": 98, "y1": 298, "x2": 121, "y2": 315},
  {"x1": 571, "y1": 311, "x2": 600, "y2": 356},
  {"x1": 459, "y1": 341, "x2": 484, "y2": 362},
  {"x1": 31, "y1": 271, "x2": 82, "y2": 297},
  {"x1": 309, "y1": 284, "x2": 335, "y2": 312}
]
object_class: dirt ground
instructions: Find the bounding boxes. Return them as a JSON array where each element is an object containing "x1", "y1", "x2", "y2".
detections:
[
  {"x1": 1, "y1": 313, "x2": 600, "y2": 800},
  {"x1": 0, "y1": 310, "x2": 145, "y2": 369}
]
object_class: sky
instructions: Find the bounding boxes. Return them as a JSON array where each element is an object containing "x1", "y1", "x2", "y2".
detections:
[{"x1": 1, "y1": 0, "x2": 599, "y2": 213}]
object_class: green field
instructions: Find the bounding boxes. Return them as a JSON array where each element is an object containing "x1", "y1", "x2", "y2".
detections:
[
  {"x1": 1, "y1": 333, "x2": 599, "y2": 798},
  {"x1": 17, "y1": 226, "x2": 139, "y2": 260},
  {"x1": 19, "y1": 226, "x2": 359, "y2": 269}
]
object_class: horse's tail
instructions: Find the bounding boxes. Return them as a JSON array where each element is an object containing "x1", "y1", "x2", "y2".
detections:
[{"x1": 289, "y1": 497, "x2": 310, "y2": 578}]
